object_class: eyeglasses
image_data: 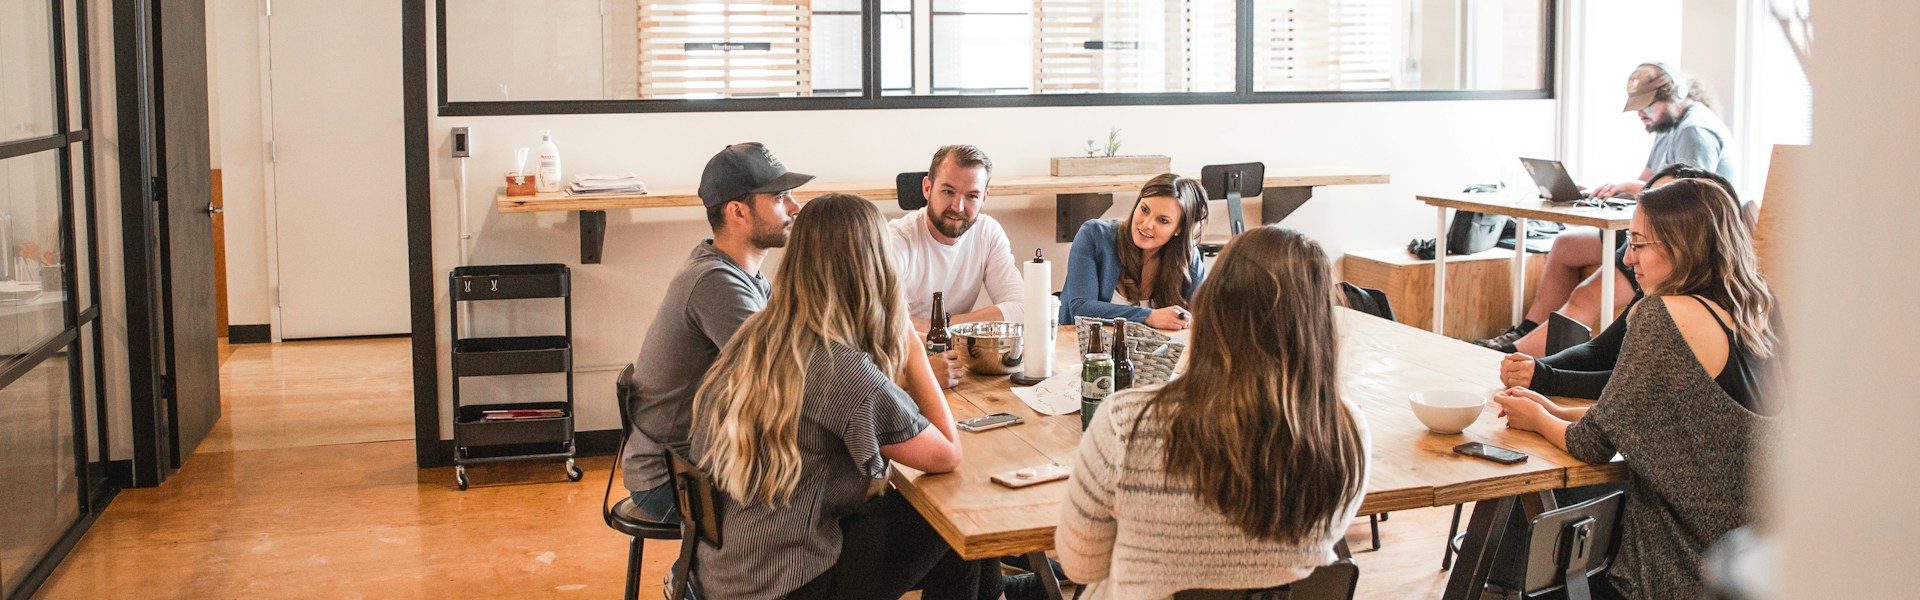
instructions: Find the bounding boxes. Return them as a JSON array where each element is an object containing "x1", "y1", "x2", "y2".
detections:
[{"x1": 1625, "y1": 240, "x2": 1665, "y2": 253}]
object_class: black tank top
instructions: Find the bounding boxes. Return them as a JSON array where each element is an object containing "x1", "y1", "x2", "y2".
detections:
[{"x1": 1688, "y1": 295, "x2": 1768, "y2": 414}]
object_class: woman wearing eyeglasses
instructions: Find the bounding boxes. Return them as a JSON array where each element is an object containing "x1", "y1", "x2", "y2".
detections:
[
  {"x1": 1495, "y1": 165, "x2": 1745, "y2": 399},
  {"x1": 1493, "y1": 178, "x2": 1779, "y2": 600}
]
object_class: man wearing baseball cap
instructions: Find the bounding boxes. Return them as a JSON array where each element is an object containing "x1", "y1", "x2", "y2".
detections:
[
  {"x1": 619, "y1": 142, "x2": 810, "y2": 523},
  {"x1": 1476, "y1": 63, "x2": 1738, "y2": 354},
  {"x1": 1591, "y1": 62, "x2": 1737, "y2": 199}
]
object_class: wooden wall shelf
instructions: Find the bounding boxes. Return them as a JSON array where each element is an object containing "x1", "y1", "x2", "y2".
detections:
[{"x1": 497, "y1": 170, "x2": 1390, "y2": 263}]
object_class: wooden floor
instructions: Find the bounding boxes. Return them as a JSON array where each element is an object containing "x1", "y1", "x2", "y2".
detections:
[
  {"x1": 37, "y1": 337, "x2": 1463, "y2": 599},
  {"x1": 199, "y1": 336, "x2": 415, "y2": 453}
]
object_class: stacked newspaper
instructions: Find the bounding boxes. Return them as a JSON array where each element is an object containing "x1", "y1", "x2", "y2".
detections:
[{"x1": 564, "y1": 174, "x2": 647, "y2": 196}]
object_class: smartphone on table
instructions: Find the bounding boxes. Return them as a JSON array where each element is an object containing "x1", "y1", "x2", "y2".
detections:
[
  {"x1": 1454, "y1": 442, "x2": 1528, "y2": 464},
  {"x1": 957, "y1": 413, "x2": 1023, "y2": 433}
]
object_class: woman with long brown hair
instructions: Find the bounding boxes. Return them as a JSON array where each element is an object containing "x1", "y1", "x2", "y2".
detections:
[
  {"x1": 1059, "y1": 173, "x2": 1209, "y2": 330},
  {"x1": 1495, "y1": 178, "x2": 1777, "y2": 599},
  {"x1": 686, "y1": 193, "x2": 994, "y2": 600},
  {"x1": 1056, "y1": 226, "x2": 1370, "y2": 599}
]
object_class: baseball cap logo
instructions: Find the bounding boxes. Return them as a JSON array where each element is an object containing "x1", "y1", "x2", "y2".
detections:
[{"x1": 757, "y1": 146, "x2": 786, "y2": 170}]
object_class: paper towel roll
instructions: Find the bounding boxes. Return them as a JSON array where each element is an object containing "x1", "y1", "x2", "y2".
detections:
[{"x1": 1022, "y1": 253, "x2": 1054, "y2": 379}]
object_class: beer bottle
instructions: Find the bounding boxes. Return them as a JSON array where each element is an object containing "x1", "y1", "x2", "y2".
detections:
[
  {"x1": 1110, "y1": 319, "x2": 1134, "y2": 392},
  {"x1": 927, "y1": 292, "x2": 950, "y2": 354},
  {"x1": 1080, "y1": 324, "x2": 1114, "y2": 431}
]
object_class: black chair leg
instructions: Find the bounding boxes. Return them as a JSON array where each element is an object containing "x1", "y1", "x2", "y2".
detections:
[
  {"x1": 626, "y1": 536, "x2": 643, "y2": 600},
  {"x1": 1442, "y1": 503, "x2": 1464, "y2": 570},
  {"x1": 1369, "y1": 514, "x2": 1381, "y2": 551}
]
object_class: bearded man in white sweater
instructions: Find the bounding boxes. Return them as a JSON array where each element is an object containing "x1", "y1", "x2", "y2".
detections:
[{"x1": 888, "y1": 144, "x2": 1027, "y2": 388}]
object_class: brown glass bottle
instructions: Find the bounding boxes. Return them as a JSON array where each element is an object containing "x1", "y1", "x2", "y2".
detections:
[
  {"x1": 927, "y1": 292, "x2": 951, "y2": 353},
  {"x1": 1110, "y1": 318, "x2": 1135, "y2": 392}
]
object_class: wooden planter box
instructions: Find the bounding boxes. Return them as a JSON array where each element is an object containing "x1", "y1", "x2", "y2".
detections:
[{"x1": 1049, "y1": 155, "x2": 1172, "y2": 177}]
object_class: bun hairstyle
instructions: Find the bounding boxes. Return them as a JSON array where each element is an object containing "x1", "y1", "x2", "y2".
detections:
[{"x1": 1644, "y1": 62, "x2": 1716, "y2": 111}]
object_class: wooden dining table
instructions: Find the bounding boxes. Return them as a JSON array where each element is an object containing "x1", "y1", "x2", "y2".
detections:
[{"x1": 889, "y1": 308, "x2": 1627, "y2": 599}]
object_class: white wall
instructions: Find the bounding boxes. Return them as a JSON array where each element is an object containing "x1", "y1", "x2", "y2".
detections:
[
  {"x1": 207, "y1": 0, "x2": 271, "y2": 327},
  {"x1": 1770, "y1": 2, "x2": 1920, "y2": 597},
  {"x1": 1560, "y1": 0, "x2": 1683, "y2": 185},
  {"x1": 427, "y1": 95, "x2": 1556, "y2": 435}
]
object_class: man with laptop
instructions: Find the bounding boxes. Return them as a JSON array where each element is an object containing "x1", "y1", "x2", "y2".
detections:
[{"x1": 1477, "y1": 62, "x2": 1737, "y2": 354}]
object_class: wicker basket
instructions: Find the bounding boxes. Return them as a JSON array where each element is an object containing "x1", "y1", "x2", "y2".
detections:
[{"x1": 1074, "y1": 317, "x2": 1186, "y2": 386}]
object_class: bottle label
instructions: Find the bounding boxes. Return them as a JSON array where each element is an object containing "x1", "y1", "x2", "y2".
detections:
[
  {"x1": 1082, "y1": 375, "x2": 1112, "y2": 400},
  {"x1": 1081, "y1": 354, "x2": 1113, "y2": 400}
]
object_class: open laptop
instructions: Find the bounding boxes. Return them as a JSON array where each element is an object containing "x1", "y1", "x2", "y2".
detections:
[{"x1": 1518, "y1": 157, "x2": 1590, "y2": 202}]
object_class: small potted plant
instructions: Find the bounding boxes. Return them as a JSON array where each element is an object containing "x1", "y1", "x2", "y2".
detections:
[{"x1": 1050, "y1": 127, "x2": 1172, "y2": 176}]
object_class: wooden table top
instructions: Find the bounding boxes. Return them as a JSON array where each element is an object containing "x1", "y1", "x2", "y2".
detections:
[
  {"x1": 890, "y1": 309, "x2": 1627, "y2": 560},
  {"x1": 1416, "y1": 192, "x2": 1635, "y2": 229},
  {"x1": 496, "y1": 170, "x2": 1390, "y2": 213}
]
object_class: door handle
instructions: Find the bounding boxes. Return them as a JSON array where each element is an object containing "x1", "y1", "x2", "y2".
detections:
[{"x1": 207, "y1": 204, "x2": 223, "y2": 215}]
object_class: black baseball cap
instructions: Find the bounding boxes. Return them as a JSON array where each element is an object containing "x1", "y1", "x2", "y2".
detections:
[{"x1": 697, "y1": 143, "x2": 814, "y2": 208}]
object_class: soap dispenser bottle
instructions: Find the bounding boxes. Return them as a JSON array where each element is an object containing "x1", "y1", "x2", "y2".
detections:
[{"x1": 536, "y1": 130, "x2": 563, "y2": 193}]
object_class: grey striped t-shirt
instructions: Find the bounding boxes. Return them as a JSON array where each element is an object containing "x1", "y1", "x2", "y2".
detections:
[{"x1": 688, "y1": 342, "x2": 931, "y2": 600}]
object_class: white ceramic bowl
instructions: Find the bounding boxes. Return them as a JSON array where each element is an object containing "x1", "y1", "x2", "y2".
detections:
[{"x1": 1409, "y1": 390, "x2": 1488, "y2": 434}]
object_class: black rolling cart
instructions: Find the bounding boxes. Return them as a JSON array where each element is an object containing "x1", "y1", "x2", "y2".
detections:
[{"x1": 449, "y1": 263, "x2": 584, "y2": 490}]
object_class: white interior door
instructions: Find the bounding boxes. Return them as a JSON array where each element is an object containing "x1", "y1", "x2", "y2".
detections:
[{"x1": 267, "y1": 0, "x2": 409, "y2": 339}]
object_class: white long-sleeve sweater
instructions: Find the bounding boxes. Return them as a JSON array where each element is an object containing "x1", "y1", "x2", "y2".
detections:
[{"x1": 1056, "y1": 384, "x2": 1371, "y2": 600}]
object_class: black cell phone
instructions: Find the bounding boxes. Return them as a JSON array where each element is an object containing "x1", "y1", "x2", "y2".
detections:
[
  {"x1": 957, "y1": 413, "x2": 1024, "y2": 433},
  {"x1": 1454, "y1": 442, "x2": 1529, "y2": 464}
]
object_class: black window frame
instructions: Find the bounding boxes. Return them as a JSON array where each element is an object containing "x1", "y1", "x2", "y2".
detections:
[
  {"x1": 0, "y1": 0, "x2": 113, "y2": 597},
  {"x1": 434, "y1": 0, "x2": 1555, "y2": 116}
]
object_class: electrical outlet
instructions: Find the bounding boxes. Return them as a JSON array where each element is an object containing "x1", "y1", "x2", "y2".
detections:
[{"x1": 451, "y1": 127, "x2": 470, "y2": 158}]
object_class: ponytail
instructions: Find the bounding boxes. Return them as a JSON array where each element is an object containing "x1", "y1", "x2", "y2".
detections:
[{"x1": 1683, "y1": 78, "x2": 1716, "y2": 112}]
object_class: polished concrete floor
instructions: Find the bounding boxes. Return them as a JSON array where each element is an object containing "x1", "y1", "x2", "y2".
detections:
[{"x1": 35, "y1": 337, "x2": 1459, "y2": 599}]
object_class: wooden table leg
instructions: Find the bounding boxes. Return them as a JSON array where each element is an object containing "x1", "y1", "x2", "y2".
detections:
[
  {"x1": 1433, "y1": 206, "x2": 1448, "y2": 333},
  {"x1": 1028, "y1": 551, "x2": 1066, "y2": 600},
  {"x1": 1441, "y1": 496, "x2": 1516, "y2": 600}
]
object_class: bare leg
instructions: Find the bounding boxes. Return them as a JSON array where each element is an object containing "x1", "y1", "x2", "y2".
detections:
[
  {"x1": 1523, "y1": 228, "x2": 1605, "y2": 324},
  {"x1": 1513, "y1": 267, "x2": 1637, "y2": 356}
]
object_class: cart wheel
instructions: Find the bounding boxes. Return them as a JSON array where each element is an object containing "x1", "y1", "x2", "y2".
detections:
[
  {"x1": 565, "y1": 459, "x2": 584, "y2": 482},
  {"x1": 455, "y1": 466, "x2": 469, "y2": 490}
]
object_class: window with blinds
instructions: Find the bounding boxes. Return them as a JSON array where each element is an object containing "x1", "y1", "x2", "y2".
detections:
[
  {"x1": 635, "y1": 0, "x2": 826, "y2": 99},
  {"x1": 1253, "y1": 0, "x2": 1402, "y2": 92},
  {"x1": 436, "y1": 0, "x2": 1551, "y2": 109},
  {"x1": 1029, "y1": 0, "x2": 1235, "y2": 94}
]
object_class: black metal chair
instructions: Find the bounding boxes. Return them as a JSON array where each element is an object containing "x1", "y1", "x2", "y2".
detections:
[
  {"x1": 1545, "y1": 312, "x2": 1593, "y2": 355},
  {"x1": 602, "y1": 364, "x2": 683, "y2": 600},
  {"x1": 896, "y1": 171, "x2": 930, "y2": 211},
  {"x1": 1171, "y1": 559, "x2": 1360, "y2": 600},
  {"x1": 1497, "y1": 491, "x2": 1627, "y2": 599},
  {"x1": 1198, "y1": 162, "x2": 1263, "y2": 258},
  {"x1": 666, "y1": 448, "x2": 723, "y2": 600}
]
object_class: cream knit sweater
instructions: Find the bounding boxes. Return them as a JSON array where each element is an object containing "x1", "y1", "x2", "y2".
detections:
[{"x1": 1056, "y1": 384, "x2": 1371, "y2": 600}]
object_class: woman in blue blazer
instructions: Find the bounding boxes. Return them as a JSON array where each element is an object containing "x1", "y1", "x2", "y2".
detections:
[{"x1": 1059, "y1": 173, "x2": 1209, "y2": 330}]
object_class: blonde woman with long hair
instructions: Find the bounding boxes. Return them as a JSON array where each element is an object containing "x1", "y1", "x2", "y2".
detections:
[
  {"x1": 1496, "y1": 179, "x2": 1777, "y2": 599},
  {"x1": 1057, "y1": 226, "x2": 1370, "y2": 599},
  {"x1": 685, "y1": 193, "x2": 995, "y2": 600}
]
